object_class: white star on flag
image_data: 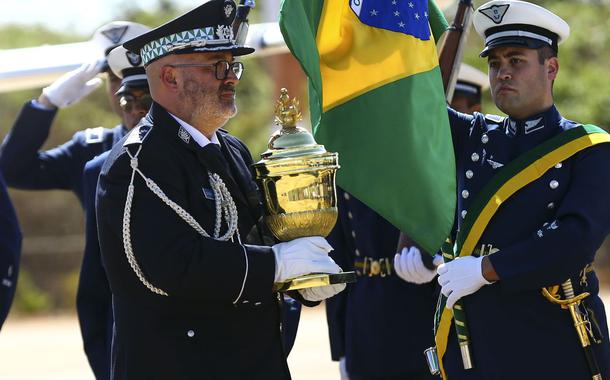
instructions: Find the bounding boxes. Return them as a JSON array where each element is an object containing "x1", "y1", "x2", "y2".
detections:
[
  {"x1": 392, "y1": 0, "x2": 397, "y2": 4},
  {"x1": 398, "y1": 21, "x2": 405, "y2": 28},
  {"x1": 415, "y1": 13, "x2": 420, "y2": 20},
  {"x1": 409, "y1": 2, "x2": 414, "y2": 8},
  {"x1": 370, "y1": 9, "x2": 378, "y2": 16},
  {"x1": 394, "y1": 10, "x2": 400, "y2": 16}
]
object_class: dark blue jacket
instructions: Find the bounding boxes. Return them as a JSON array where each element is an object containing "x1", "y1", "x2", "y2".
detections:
[
  {"x1": 443, "y1": 106, "x2": 610, "y2": 379},
  {"x1": 0, "y1": 171, "x2": 21, "y2": 331},
  {"x1": 97, "y1": 103, "x2": 304, "y2": 379},
  {"x1": 326, "y1": 188, "x2": 438, "y2": 379},
  {"x1": 79, "y1": 152, "x2": 113, "y2": 379},
  {"x1": 80, "y1": 151, "x2": 302, "y2": 380}
]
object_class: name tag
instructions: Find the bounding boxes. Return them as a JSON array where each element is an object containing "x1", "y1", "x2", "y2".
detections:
[{"x1": 202, "y1": 187, "x2": 215, "y2": 200}]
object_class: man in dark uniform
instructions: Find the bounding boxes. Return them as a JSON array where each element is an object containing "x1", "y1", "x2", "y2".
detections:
[
  {"x1": 0, "y1": 21, "x2": 150, "y2": 378},
  {"x1": 432, "y1": 1, "x2": 610, "y2": 379},
  {"x1": 96, "y1": 2, "x2": 345, "y2": 379},
  {"x1": 0, "y1": 171, "x2": 21, "y2": 331},
  {"x1": 78, "y1": 44, "x2": 152, "y2": 380}
]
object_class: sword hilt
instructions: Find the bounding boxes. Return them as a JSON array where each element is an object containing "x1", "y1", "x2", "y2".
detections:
[{"x1": 543, "y1": 279, "x2": 602, "y2": 380}]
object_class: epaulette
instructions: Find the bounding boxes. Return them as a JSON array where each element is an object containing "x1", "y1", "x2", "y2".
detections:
[
  {"x1": 85, "y1": 127, "x2": 105, "y2": 144},
  {"x1": 484, "y1": 114, "x2": 505, "y2": 124},
  {"x1": 123, "y1": 125, "x2": 152, "y2": 147}
]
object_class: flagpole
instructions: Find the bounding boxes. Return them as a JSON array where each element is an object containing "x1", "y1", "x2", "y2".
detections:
[{"x1": 397, "y1": 0, "x2": 476, "y2": 373}]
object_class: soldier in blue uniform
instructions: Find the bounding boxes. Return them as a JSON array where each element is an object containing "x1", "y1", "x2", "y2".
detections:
[
  {"x1": 326, "y1": 66, "x2": 488, "y2": 380},
  {"x1": 431, "y1": 1, "x2": 610, "y2": 379},
  {"x1": 326, "y1": 189, "x2": 438, "y2": 380},
  {"x1": 78, "y1": 44, "x2": 151, "y2": 379},
  {"x1": 0, "y1": 21, "x2": 150, "y2": 378},
  {"x1": 96, "y1": 2, "x2": 345, "y2": 378},
  {"x1": 0, "y1": 171, "x2": 21, "y2": 331},
  {"x1": 0, "y1": 21, "x2": 150, "y2": 205}
]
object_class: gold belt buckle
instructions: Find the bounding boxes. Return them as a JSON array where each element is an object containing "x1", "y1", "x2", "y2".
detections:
[{"x1": 369, "y1": 259, "x2": 381, "y2": 277}]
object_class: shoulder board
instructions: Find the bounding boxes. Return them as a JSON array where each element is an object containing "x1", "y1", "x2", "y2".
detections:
[
  {"x1": 85, "y1": 127, "x2": 106, "y2": 144},
  {"x1": 484, "y1": 114, "x2": 505, "y2": 124},
  {"x1": 123, "y1": 125, "x2": 152, "y2": 147}
]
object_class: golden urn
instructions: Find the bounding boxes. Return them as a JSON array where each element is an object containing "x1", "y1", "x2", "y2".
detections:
[{"x1": 253, "y1": 88, "x2": 340, "y2": 241}]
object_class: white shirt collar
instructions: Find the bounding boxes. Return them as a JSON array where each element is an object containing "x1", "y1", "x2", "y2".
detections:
[{"x1": 169, "y1": 113, "x2": 220, "y2": 148}]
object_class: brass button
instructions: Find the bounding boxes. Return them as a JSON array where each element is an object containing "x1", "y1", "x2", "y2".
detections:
[
  {"x1": 462, "y1": 190, "x2": 469, "y2": 199},
  {"x1": 550, "y1": 180, "x2": 559, "y2": 189},
  {"x1": 481, "y1": 134, "x2": 489, "y2": 144},
  {"x1": 370, "y1": 260, "x2": 381, "y2": 276},
  {"x1": 466, "y1": 170, "x2": 473, "y2": 179},
  {"x1": 471, "y1": 153, "x2": 479, "y2": 162},
  {"x1": 461, "y1": 210, "x2": 467, "y2": 219},
  {"x1": 187, "y1": 330, "x2": 195, "y2": 338},
  {"x1": 344, "y1": 192, "x2": 350, "y2": 200}
]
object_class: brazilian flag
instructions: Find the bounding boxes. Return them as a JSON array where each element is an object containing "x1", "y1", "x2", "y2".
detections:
[{"x1": 279, "y1": 0, "x2": 455, "y2": 253}]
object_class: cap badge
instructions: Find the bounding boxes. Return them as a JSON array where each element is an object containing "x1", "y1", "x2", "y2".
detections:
[
  {"x1": 101, "y1": 25, "x2": 129, "y2": 44},
  {"x1": 125, "y1": 51, "x2": 142, "y2": 66},
  {"x1": 216, "y1": 25, "x2": 234, "y2": 41},
  {"x1": 223, "y1": 1, "x2": 236, "y2": 20},
  {"x1": 479, "y1": 4, "x2": 510, "y2": 25}
]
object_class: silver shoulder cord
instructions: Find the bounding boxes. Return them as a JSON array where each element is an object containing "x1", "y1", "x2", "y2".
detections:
[{"x1": 122, "y1": 146, "x2": 249, "y2": 304}]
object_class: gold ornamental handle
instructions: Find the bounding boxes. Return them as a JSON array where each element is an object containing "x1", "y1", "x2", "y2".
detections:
[{"x1": 273, "y1": 271, "x2": 356, "y2": 292}]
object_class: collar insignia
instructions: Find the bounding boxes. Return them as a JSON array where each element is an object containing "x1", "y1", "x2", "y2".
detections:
[
  {"x1": 178, "y1": 127, "x2": 191, "y2": 144},
  {"x1": 524, "y1": 117, "x2": 544, "y2": 134},
  {"x1": 486, "y1": 159, "x2": 504, "y2": 169}
]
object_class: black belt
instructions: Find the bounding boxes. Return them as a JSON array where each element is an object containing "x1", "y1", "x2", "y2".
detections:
[{"x1": 354, "y1": 257, "x2": 393, "y2": 277}]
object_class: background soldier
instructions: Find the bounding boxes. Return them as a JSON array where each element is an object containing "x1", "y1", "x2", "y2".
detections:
[
  {"x1": 79, "y1": 44, "x2": 151, "y2": 380},
  {"x1": 451, "y1": 64, "x2": 489, "y2": 114},
  {"x1": 435, "y1": 1, "x2": 610, "y2": 378},
  {"x1": 96, "y1": 1, "x2": 344, "y2": 378},
  {"x1": 0, "y1": 20, "x2": 150, "y2": 378}
]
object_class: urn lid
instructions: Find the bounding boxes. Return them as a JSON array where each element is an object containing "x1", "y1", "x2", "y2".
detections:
[{"x1": 261, "y1": 88, "x2": 327, "y2": 159}]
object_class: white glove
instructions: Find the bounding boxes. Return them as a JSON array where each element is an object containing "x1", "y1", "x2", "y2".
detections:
[
  {"x1": 42, "y1": 60, "x2": 105, "y2": 108},
  {"x1": 272, "y1": 236, "x2": 340, "y2": 282},
  {"x1": 339, "y1": 356, "x2": 350, "y2": 380},
  {"x1": 298, "y1": 283, "x2": 346, "y2": 302},
  {"x1": 437, "y1": 256, "x2": 492, "y2": 309},
  {"x1": 394, "y1": 246, "x2": 441, "y2": 284}
]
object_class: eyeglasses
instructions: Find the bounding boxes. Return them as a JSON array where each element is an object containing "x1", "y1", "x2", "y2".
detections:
[
  {"x1": 119, "y1": 93, "x2": 153, "y2": 113},
  {"x1": 168, "y1": 60, "x2": 244, "y2": 80}
]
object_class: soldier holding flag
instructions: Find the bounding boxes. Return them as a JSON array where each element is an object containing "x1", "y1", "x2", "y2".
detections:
[{"x1": 431, "y1": 1, "x2": 610, "y2": 379}]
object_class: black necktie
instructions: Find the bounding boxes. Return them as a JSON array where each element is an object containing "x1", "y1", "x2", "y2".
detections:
[{"x1": 198, "y1": 143, "x2": 245, "y2": 204}]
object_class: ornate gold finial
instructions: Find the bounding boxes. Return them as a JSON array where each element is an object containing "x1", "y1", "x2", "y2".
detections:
[{"x1": 274, "y1": 88, "x2": 302, "y2": 128}]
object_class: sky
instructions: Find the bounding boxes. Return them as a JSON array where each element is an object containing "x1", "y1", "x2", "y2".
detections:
[{"x1": 0, "y1": 0, "x2": 206, "y2": 35}]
